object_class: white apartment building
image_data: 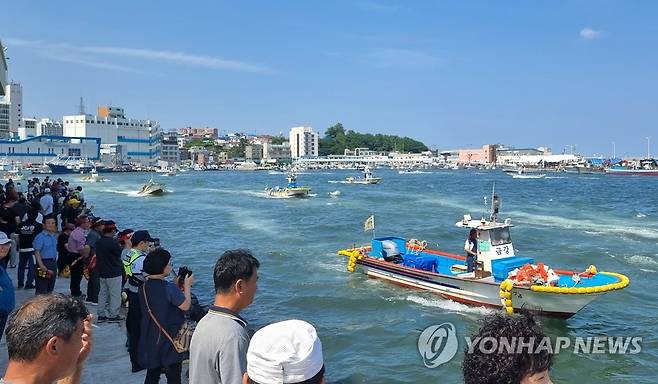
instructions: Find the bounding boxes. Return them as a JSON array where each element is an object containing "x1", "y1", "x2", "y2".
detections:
[
  {"x1": 63, "y1": 105, "x2": 161, "y2": 165},
  {"x1": 289, "y1": 126, "x2": 319, "y2": 159},
  {"x1": 0, "y1": 102, "x2": 8, "y2": 138},
  {"x1": 262, "y1": 142, "x2": 291, "y2": 163},
  {"x1": 36, "y1": 118, "x2": 64, "y2": 136},
  {"x1": 5, "y1": 82, "x2": 22, "y2": 135}
]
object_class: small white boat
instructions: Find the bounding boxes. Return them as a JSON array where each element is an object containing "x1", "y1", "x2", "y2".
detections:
[
  {"x1": 511, "y1": 173, "x2": 546, "y2": 179},
  {"x1": 80, "y1": 170, "x2": 106, "y2": 182},
  {"x1": 137, "y1": 179, "x2": 166, "y2": 195},
  {"x1": 398, "y1": 169, "x2": 431, "y2": 174},
  {"x1": 332, "y1": 167, "x2": 382, "y2": 184},
  {"x1": 511, "y1": 169, "x2": 546, "y2": 179}
]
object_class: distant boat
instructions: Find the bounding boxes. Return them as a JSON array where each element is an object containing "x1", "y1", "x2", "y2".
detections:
[
  {"x1": 511, "y1": 170, "x2": 545, "y2": 179},
  {"x1": 605, "y1": 159, "x2": 658, "y2": 176},
  {"x1": 47, "y1": 155, "x2": 107, "y2": 174}
]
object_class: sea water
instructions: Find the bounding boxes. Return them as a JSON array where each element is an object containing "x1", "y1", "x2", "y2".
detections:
[{"x1": 80, "y1": 169, "x2": 657, "y2": 383}]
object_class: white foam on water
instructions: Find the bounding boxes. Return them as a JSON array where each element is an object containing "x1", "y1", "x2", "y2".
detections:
[
  {"x1": 544, "y1": 176, "x2": 568, "y2": 179},
  {"x1": 404, "y1": 294, "x2": 493, "y2": 316},
  {"x1": 102, "y1": 189, "x2": 141, "y2": 197},
  {"x1": 636, "y1": 212, "x2": 647, "y2": 218},
  {"x1": 509, "y1": 210, "x2": 658, "y2": 241},
  {"x1": 624, "y1": 255, "x2": 658, "y2": 267},
  {"x1": 640, "y1": 268, "x2": 656, "y2": 273}
]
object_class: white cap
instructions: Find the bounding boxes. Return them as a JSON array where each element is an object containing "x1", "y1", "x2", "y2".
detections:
[
  {"x1": 0, "y1": 232, "x2": 11, "y2": 245},
  {"x1": 247, "y1": 320, "x2": 323, "y2": 384}
]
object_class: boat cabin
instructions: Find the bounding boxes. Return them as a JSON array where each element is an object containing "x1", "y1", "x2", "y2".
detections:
[{"x1": 366, "y1": 215, "x2": 535, "y2": 282}]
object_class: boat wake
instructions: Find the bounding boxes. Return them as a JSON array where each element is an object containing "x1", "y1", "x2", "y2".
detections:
[
  {"x1": 400, "y1": 294, "x2": 492, "y2": 316},
  {"x1": 102, "y1": 189, "x2": 141, "y2": 197}
]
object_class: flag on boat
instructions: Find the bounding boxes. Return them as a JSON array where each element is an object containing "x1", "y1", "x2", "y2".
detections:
[{"x1": 364, "y1": 215, "x2": 375, "y2": 232}]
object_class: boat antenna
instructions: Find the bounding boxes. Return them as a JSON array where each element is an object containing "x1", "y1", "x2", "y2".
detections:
[{"x1": 489, "y1": 182, "x2": 499, "y2": 222}]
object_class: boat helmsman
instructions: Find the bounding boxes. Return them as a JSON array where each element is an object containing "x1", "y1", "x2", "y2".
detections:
[{"x1": 464, "y1": 228, "x2": 478, "y2": 272}]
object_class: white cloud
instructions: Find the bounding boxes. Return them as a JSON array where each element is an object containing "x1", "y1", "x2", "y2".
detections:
[
  {"x1": 580, "y1": 28, "x2": 604, "y2": 40},
  {"x1": 5, "y1": 37, "x2": 273, "y2": 74},
  {"x1": 363, "y1": 48, "x2": 440, "y2": 69}
]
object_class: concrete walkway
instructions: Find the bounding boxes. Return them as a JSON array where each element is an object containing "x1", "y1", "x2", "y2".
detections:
[{"x1": 0, "y1": 266, "x2": 189, "y2": 383}]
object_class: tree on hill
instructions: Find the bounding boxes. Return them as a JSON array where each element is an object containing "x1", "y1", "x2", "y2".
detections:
[{"x1": 319, "y1": 123, "x2": 428, "y2": 155}]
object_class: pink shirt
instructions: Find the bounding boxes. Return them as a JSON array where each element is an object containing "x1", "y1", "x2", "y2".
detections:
[{"x1": 66, "y1": 227, "x2": 87, "y2": 254}]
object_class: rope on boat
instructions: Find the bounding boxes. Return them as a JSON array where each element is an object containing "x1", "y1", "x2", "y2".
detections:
[
  {"x1": 338, "y1": 248, "x2": 368, "y2": 273},
  {"x1": 499, "y1": 279, "x2": 515, "y2": 314},
  {"x1": 529, "y1": 271, "x2": 630, "y2": 294}
]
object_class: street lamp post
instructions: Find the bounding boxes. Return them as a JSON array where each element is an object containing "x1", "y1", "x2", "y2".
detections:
[
  {"x1": 612, "y1": 141, "x2": 616, "y2": 159},
  {"x1": 647, "y1": 137, "x2": 651, "y2": 158}
]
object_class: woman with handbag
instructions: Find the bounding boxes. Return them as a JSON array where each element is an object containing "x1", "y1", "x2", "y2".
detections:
[{"x1": 138, "y1": 248, "x2": 194, "y2": 384}]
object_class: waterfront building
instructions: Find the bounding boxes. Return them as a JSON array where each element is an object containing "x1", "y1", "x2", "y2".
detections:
[
  {"x1": 262, "y1": 142, "x2": 291, "y2": 163},
  {"x1": 0, "y1": 102, "x2": 10, "y2": 138},
  {"x1": 245, "y1": 144, "x2": 263, "y2": 161},
  {"x1": 160, "y1": 132, "x2": 181, "y2": 165},
  {"x1": 0, "y1": 136, "x2": 100, "y2": 164},
  {"x1": 18, "y1": 117, "x2": 37, "y2": 139},
  {"x1": 36, "y1": 118, "x2": 64, "y2": 136},
  {"x1": 294, "y1": 151, "x2": 435, "y2": 168},
  {"x1": 458, "y1": 144, "x2": 497, "y2": 165},
  {"x1": 289, "y1": 126, "x2": 319, "y2": 159},
  {"x1": 5, "y1": 82, "x2": 22, "y2": 135},
  {"x1": 63, "y1": 105, "x2": 160, "y2": 165},
  {"x1": 496, "y1": 147, "x2": 580, "y2": 165}
]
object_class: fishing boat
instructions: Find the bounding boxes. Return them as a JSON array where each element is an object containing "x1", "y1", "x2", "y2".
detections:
[
  {"x1": 332, "y1": 167, "x2": 382, "y2": 184},
  {"x1": 137, "y1": 179, "x2": 165, "y2": 196},
  {"x1": 265, "y1": 173, "x2": 311, "y2": 198},
  {"x1": 46, "y1": 155, "x2": 107, "y2": 174},
  {"x1": 337, "y1": 193, "x2": 630, "y2": 318},
  {"x1": 605, "y1": 159, "x2": 658, "y2": 176}
]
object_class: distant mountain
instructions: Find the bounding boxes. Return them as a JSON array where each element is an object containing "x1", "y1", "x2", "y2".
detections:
[{"x1": 319, "y1": 123, "x2": 428, "y2": 156}]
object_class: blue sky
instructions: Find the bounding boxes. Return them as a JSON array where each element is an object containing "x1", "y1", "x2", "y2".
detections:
[{"x1": 2, "y1": 0, "x2": 657, "y2": 156}]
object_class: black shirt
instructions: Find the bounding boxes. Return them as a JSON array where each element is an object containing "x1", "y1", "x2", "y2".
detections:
[
  {"x1": 18, "y1": 219, "x2": 42, "y2": 250},
  {"x1": 95, "y1": 236, "x2": 123, "y2": 278}
]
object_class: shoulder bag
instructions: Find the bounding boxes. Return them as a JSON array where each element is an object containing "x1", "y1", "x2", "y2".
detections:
[{"x1": 142, "y1": 281, "x2": 195, "y2": 353}]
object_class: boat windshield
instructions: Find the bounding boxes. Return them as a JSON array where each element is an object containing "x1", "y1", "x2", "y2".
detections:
[{"x1": 489, "y1": 227, "x2": 512, "y2": 246}]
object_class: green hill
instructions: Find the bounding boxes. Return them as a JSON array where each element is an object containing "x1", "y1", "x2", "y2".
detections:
[{"x1": 318, "y1": 123, "x2": 428, "y2": 156}]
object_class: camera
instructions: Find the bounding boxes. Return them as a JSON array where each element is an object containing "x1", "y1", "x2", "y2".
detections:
[{"x1": 178, "y1": 266, "x2": 193, "y2": 287}]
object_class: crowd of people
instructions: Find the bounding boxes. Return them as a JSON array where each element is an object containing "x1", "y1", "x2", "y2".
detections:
[{"x1": 0, "y1": 176, "x2": 553, "y2": 384}]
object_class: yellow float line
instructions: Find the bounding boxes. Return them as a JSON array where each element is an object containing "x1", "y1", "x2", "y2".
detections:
[{"x1": 529, "y1": 272, "x2": 630, "y2": 294}]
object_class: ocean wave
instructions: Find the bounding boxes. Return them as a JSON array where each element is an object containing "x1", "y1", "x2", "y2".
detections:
[
  {"x1": 623, "y1": 255, "x2": 658, "y2": 267},
  {"x1": 636, "y1": 212, "x2": 648, "y2": 218},
  {"x1": 509, "y1": 211, "x2": 658, "y2": 241}
]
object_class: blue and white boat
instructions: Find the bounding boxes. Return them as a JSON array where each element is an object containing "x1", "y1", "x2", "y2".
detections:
[
  {"x1": 47, "y1": 155, "x2": 108, "y2": 174},
  {"x1": 338, "y1": 194, "x2": 629, "y2": 318}
]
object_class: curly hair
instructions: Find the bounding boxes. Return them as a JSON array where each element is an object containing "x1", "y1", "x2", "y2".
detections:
[{"x1": 463, "y1": 312, "x2": 553, "y2": 384}]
